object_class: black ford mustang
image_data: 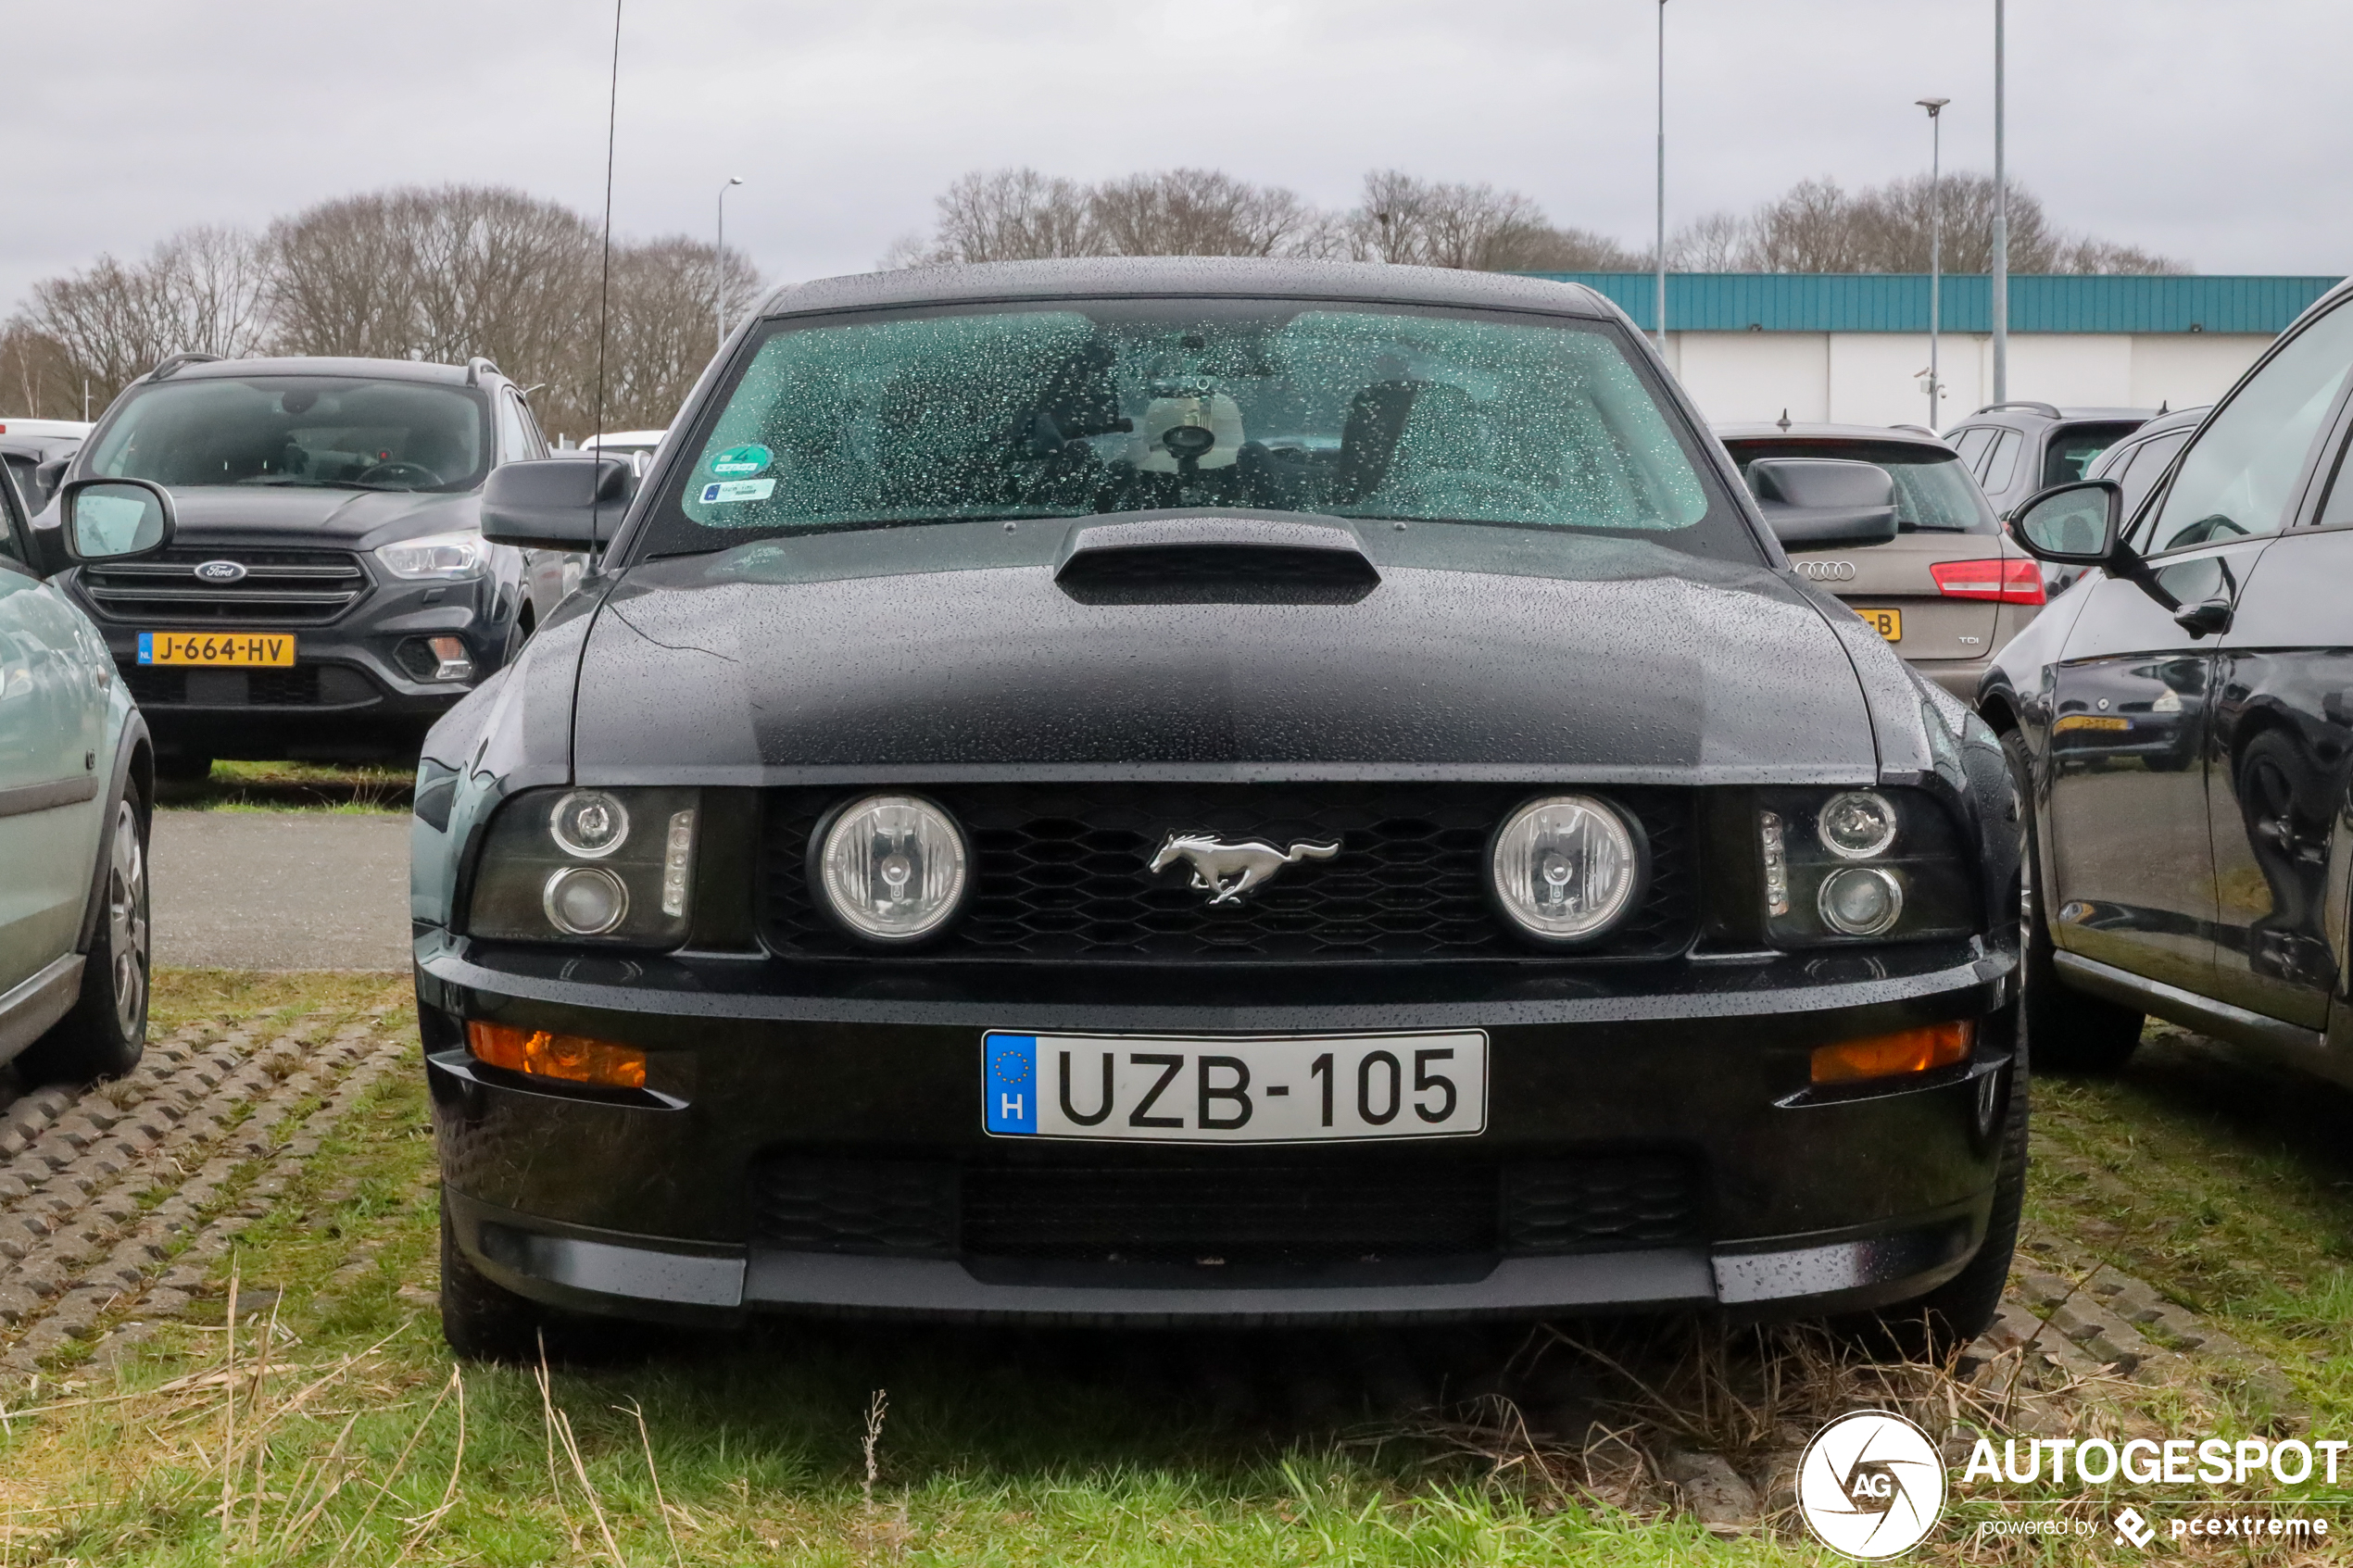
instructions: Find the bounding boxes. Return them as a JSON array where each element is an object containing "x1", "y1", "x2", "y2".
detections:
[{"x1": 410, "y1": 258, "x2": 2024, "y2": 1359}]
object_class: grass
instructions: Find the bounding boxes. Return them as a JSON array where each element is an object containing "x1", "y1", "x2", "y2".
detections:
[
  {"x1": 2022, "y1": 1020, "x2": 2353, "y2": 1431},
  {"x1": 3, "y1": 984, "x2": 2349, "y2": 1563},
  {"x1": 155, "y1": 760, "x2": 411, "y2": 814}
]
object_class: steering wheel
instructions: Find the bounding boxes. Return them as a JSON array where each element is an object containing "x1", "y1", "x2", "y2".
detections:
[{"x1": 355, "y1": 460, "x2": 443, "y2": 487}]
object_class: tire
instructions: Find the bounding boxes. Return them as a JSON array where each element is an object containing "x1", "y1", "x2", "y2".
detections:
[
  {"x1": 439, "y1": 1195, "x2": 634, "y2": 1364},
  {"x1": 1861, "y1": 1005, "x2": 2030, "y2": 1358},
  {"x1": 16, "y1": 787, "x2": 150, "y2": 1085},
  {"x1": 2005, "y1": 731, "x2": 2144, "y2": 1073}
]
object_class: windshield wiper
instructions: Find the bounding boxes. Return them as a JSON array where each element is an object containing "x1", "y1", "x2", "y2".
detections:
[{"x1": 239, "y1": 477, "x2": 378, "y2": 490}]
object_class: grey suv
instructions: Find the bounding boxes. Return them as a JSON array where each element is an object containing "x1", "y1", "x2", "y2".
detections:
[
  {"x1": 36, "y1": 355, "x2": 553, "y2": 773},
  {"x1": 1943, "y1": 403, "x2": 2152, "y2": 521}
]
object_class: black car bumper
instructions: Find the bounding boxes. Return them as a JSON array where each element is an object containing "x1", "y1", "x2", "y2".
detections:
[
  {"x1": 93, "y1": 607, "x2": 495, "y2": 761},
  {"x1": 417, "y1": 935, "x2": 2018, "y2": 1327}
]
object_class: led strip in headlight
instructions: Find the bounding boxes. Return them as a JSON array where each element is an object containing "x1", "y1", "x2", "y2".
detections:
[{"x1": 465, "y1": 786, "x2": 699, "y2": 946}]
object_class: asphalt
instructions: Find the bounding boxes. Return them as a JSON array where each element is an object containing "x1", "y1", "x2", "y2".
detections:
[{"x1": 150, "y1": 811, "x2": 410, "y2": 972}]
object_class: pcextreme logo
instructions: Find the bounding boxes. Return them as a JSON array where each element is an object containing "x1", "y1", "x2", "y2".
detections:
[{"x1": 1797, "y1": 1411, "x2": 1947, "y2": 1560}]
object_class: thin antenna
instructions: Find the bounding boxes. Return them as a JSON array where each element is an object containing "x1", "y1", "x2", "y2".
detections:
[{"x1": 593, "y1": 0, "x2": 623, "y2": 446}]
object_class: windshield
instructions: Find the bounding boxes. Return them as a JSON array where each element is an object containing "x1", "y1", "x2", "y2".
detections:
[
  {"x1": 86, "y1": 375, "x2": 492, "y2": 493},
  {"x1": 642, "y1": 300, "x2": 1752, "y2": 561},
  {"x1": 1728, "y1": 440, "x2": 1995, "y2": 533}
]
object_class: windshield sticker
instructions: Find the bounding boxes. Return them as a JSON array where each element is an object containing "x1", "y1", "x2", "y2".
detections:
[
  {"x1": 708, "y1": 444, "x2": 772, "y2": 477},
  {"x1": 699, "y1": 478, "x2": 775, "y2": 505}
]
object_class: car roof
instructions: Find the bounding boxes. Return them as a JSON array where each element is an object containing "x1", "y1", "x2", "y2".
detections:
[
  {"x1": 1715, "y1": 421, "x2": 1957, "y2": 454},
  {"x1": 2114, "y1": 404, "x2": 2209, "y2": 440},
  {"x1": 164, "y1": 356, "x2": 483, "y2": 387},
  {"x1": 1953, "y1": 404, "x2": 2154, "y2": 428},
  {"x1": 753, "y1": 257, "x2": 1618, "y2": 321}
]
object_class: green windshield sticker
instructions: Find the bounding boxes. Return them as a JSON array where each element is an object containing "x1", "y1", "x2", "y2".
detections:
[
  {"x1": 700, "y1": 478, "x2": 775, "y2": 504},
  {"x1": 709, "y1": 443, "x2": 772, "y2": 477}
]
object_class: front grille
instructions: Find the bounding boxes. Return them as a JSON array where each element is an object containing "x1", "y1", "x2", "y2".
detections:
[
  {"x1": 760, "y1": 784, "x2": 1695, "y2": 962},
  {"x1": 749, "y1": 1153, "x2": 1703, "y2": 1264},
  {"x1": 80, "y1": 546, "x2": 368, "y2": 624}
]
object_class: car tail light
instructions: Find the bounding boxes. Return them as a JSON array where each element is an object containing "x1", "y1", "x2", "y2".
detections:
[{"x1": 1931, "y1": 558, "x2": 2045, "y2": 605}]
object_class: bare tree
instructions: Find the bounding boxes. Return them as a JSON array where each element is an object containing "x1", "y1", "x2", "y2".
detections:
[
  {"x1": 1088, "y1": 169, "x2": 1316, "y2": 257},
  {"x1": 11, "y1": 226, "x2": 271, "y2": 411},
  {"x1": 593, "y1": 236, "x2": 764, "y2": 432},
  {"x1": 895, "y1": 169, "x2": 1099, "y2": 265},
  {"x1": 1672, "y1": 172, "x2": 2189, "y2": 275}
]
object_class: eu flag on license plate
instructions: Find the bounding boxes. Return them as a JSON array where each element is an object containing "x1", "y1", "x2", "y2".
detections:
[{"x1": 984, "y1": 1034, "x2": 1037, "y2": 1135}]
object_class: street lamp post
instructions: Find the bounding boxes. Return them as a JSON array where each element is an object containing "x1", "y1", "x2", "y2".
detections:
[
  {"x1": 1654, "y1": 0, "x2": 1667, "y2": 355},
  {"x1": 1918, "y1": 97, "x2": 1949, "y2": 431},
  {"x1": 1991, "y1": 0, "x2": 2007, "y2": 405},
  {"x1": 716, "y1": 175, "x2": 744, "y2": 351}
]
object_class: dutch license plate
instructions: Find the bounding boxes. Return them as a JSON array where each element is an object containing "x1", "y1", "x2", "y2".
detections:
[
  {"x1": 983, "y1": 1030, "x2": 1488, "y2": 1143},
  {"x1": 137, "y1": 632, "x2": 296, "y2": 667},
  {"x1": 1856, "y1": 608, "x2": 1902, "y2": 641}
]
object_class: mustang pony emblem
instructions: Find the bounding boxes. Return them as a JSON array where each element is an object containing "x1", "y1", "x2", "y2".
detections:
[{"x1": 1150, "y1": 832, "x2": 1340, "y2": 905}]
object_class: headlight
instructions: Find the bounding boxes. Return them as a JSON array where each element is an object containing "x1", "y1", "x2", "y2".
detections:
[
  {"x1": 465, "y1": 786, "x2": 698, "y2": 947},
  {"x1": 1488, "y1": 794, "x2": 1642, "y2": 944},
  {"x1": 810, "y1": 794, "x2": 970, "y2": 945},
  {"x1": 1757, "y1": 787, "x2": 1974, "y2": 947},
  {"x1": 375, "y1": 529, "x2": 489, "y2": 580}
]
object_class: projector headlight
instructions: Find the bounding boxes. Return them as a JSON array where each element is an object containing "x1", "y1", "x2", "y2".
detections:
[
  {"x1": 1488, "y1": 794, "x2": 1642, "y2": 944},
  {"x1": 465, "y1": 785, "x2": 698, "y2": 947},
  {"x1": 810, "y1": 794, "x2": 971, "y2": 945},
  {"x1": 1756, "y1": 786, "x2": 1975, "y2": 947},
  {"x1": 374, "y1": 528, "x2": 489, "y2": 581}
]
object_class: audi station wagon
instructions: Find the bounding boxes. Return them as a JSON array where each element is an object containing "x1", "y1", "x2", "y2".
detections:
[
  {"x1": 1718, "y1": 422, "x2": 2044, "y2": 699},
  {"x1": 412, "y1": 258, "x2": 2024, "y2": 1360}
]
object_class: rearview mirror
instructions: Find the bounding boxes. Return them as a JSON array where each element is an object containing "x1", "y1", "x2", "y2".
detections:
[
  {"x1": 59, "y1": 477, "x2": 174, "y2": 562},
  {"x1": 481, "y1": 458, "x2": 635, "y2": 550},
  {"x1": 1747, "y1": 458, "x2": 1901, "y2": 548},
  {"x1": 2011, "y1": 480, "x2": 2121, "y2": 565}
]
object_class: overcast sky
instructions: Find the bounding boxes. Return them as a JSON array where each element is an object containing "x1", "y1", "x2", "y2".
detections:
[{"x1": 4, "y1": 0, "x2": 2346, "y2": 314}]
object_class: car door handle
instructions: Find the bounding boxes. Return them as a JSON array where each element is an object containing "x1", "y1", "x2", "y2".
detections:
[{"x1": 2172, "y1": 597, "x2": 2233, "y2": 637}]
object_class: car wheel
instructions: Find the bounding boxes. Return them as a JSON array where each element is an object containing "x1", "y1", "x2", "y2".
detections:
[
  {"x1": 1856, "y1": 1000, "x2": 2029, "y2": 1359},
  {"x1": 2005, "y1": 731, "x2": 2143, "y2": 1073},
  {"x1": 16, "y1": 788, "x2": 150, "y2": 1085},
  {"x1": 438, "y1": 1196, "x2": 634, "y2": 1364}
]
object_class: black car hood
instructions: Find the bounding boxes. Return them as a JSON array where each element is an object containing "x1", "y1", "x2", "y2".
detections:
[
  {"x1": 154, "y1": 484, "x2": 479, "y2": 550},
  {"x1": 572, "y1": 527, "x2": 1878, "y2": 785}
]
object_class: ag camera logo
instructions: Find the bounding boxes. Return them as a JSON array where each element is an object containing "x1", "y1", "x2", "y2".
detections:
[{"x1": 1798, "y1": 1411, "x2": 1947, "y2": 1559}]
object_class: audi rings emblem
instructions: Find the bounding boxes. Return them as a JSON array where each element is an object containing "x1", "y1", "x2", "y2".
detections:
[
  {"x1": 1794, "y1": 559, "x2": 1856, "y2": 583},
  {"x1": 194, "y1": 559, "x2": 249, "y2": 583}
]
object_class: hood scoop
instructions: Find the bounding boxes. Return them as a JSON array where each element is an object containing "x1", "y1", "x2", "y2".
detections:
[{"x1": 1053, "y1": 514, "x2": 1381, "y2": 605}]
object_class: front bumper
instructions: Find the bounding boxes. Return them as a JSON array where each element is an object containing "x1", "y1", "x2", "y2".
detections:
[{"x1": 419, "y1": 935, "x2": 2019, "y2": 1327}]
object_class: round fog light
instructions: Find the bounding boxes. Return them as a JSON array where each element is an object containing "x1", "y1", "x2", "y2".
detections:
[
  {"x1": 1818, "y1": 791, "x2": 1897, "y2": 859},
  {"x1": 812, "y1": 794, "x2": 970, "y2": 944},
  {"x1": 544, "y1": 866, "x2": 628, "y2": 935},
  {"x1": 1489, "y1": 794, "x2": 1641, "y2": 943},
  {"x1": 550, "y1": 790, "x2": 631, "y2": 858},
  {"x1": 1818, "y1": 866, "x2": 1903, "y2": 936}
]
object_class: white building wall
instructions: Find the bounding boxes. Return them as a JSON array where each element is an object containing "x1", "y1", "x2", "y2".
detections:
[{"x1": 1665, "y1": 331, "x2": 2273, "y2": 430}]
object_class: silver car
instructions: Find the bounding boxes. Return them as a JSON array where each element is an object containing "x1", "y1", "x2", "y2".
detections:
[
  {"x1": 1, "y1": 470, "x2": 176, "y2": 1084},
  {"x1": 1718, "y1": 422, "x2": 2045, "y2": 700}
]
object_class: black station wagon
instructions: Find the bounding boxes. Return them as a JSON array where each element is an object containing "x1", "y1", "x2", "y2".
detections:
[{"x1": 410, "y1": 258, "x2": 2023, "y2": 1360}]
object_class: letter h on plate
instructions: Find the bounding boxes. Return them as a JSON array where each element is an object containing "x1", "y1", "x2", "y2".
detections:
[{"x1": 985, "y1": 1034, "x2": 1038, "y2": 1134}]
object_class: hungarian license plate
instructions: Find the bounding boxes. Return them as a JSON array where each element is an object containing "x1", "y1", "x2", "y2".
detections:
[
  {"x1": 138, "y1": 632, "x2": 296, "y2": 667},
  {"x1": 983, "y1": 1030, "x2": 1488, "y2": 1144},
  {"x1": 1855, "y1": 608, "x2": 1902, "y2": 641}
]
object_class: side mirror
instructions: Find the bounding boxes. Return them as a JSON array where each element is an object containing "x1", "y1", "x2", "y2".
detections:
[
  {"x1": 1748, "y1": 458, "x2": 1901, "y2": 548},
  {"x1": 481, "y1": 458, "x2": 634, "y2": 550},
  {"x1": 59, "y1": 477, "x2": 174, "y2": 562},
  {"x1": 2011, "y1": 480, "x2": 2122, "y2": 565}
]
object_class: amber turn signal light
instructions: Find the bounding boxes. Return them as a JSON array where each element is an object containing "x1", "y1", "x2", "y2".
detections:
[
  {"x1": 1811, "y1": 1021, "x2": 1973, "y2": 1085},
  {"x1": 466, "y1": 1020, "x2": 647, "y2": 1089}
]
